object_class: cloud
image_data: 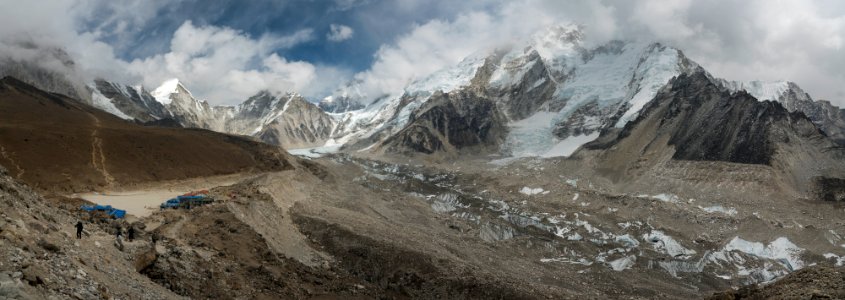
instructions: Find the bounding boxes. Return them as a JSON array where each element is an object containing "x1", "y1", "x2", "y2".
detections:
[
  {"x1": 346, "y1": 0, "x2": 845, "y2": 104},
  {"x1": 126, "y1": 21, "x2": 330, "y2": 104},
  {"x1": 2, "y1": 0, "x2": 844, "y2": 106},
  {"x1": 327, "y1": 24, "x2": 354, "y2": 42},
  {"x1": 349, "y1": 0, "x2": 619, "y2": 100}
]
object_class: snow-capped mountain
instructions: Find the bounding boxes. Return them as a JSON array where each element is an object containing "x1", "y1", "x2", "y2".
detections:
[
  {"x1": 228, "y1": 91, "x2": 334, "y2": 148},
  {"x1": 582, "y1": 71, "x2": 845, "y2": 199},
  {"x1": 91, "y1": 79, "x2": 169, "y2": 122},
  {"x1": 318, "y1": 80, "x2": 365, "y2": 113},
  {"x1": 319, "y1": 25, "x2": 703, "y2": 157},
  {"x1": 92, "y1": 78, "x2": 335, "y2": 148},
  {"x1": 86, "y1": 24, "x2": 845, "y2": 157},
  {"x1": 149, "y1": 78, "x2": 234, "y2": 131}
]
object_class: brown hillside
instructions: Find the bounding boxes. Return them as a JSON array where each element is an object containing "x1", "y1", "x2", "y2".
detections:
[{"x1": 0, "y1": 76, "x2": 291, "y2": 193}]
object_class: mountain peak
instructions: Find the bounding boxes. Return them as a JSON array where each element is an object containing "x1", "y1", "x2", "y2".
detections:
[{"x1": 151, "y1": 78, "x2": 187, "y2": 105}]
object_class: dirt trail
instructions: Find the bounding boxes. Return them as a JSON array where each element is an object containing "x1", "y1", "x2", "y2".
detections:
[
  {"x1": 89, "y1": 114, "x2": 116, "y2": 186},
  {"x1": 0, "y1": 144, "x2": 24, "y2": 179}
]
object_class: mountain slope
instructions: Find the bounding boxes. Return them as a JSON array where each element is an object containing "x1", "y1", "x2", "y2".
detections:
[
  {"x1": 583, "y1": 71, "x2": 845, "y2": 198},
  {"x1": 0, "y1": 76, "x2": 291, "y2": 193},
  {"x1": 720, "y1": 80, "x2": 845, "y2": 145}
]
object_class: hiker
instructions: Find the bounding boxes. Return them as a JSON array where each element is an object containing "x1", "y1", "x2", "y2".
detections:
[
  {"x1": 75, "y1": 221, "x2": 84, "y2": 239},
  {"x1": 127, "y1": 226, "x2": 135, "y2": 242},
  {"x1": 114, "y1": 224, "x2": 124, "y2": 251}
]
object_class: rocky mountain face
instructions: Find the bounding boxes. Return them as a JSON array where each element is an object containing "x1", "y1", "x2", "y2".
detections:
[
  {"x1": 584, "y1": 71, "x2": 845, "y2": 198},
  {"x1": 719, "y1": 80, "x2": 845, "y2": 145},
  {"x1": 92, "y1": 79, "x2": 169, "y2": 122},
  {"x1": 381, "y1": 88, "x2": 507, "y2": 154},
  {"x1": 0, "y1": 76, "x2": 292, "y2": 193},
  {"x1": 232, "y1": 91, "x2": 335, "y2": 149}
]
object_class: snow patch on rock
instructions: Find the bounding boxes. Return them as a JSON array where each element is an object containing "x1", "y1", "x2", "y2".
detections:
[{"x1": 519, "y1": 187, "x2": 546, "y2": 196}]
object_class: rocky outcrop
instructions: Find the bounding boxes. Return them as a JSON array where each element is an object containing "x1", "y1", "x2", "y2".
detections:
[
  {"x1": 589, "y1": 72, "x2": 827, "y2": 165},
  {"x1": 382, "y1": 89, "x2": 507, "y2": 154}
]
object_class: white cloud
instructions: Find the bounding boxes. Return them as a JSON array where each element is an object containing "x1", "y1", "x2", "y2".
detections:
[
  {"x1": 346, "y1": 0, "x2": 845, "y2": 103},
  {"x1": 2, "y1": 0, "x2": 845, "y2": 106},
  {"x1": 349, "y1": 0, "x2": 618, "y2": 100},
  {"x1": 125, "y1": 21, "x2": 327, "y2": 104},
  {"x1": 327, "y1": 24, "x2": 354, "y2": 42}
]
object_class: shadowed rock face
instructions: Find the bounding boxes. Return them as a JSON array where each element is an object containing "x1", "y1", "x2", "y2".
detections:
[
  {"x1": 777, "y1": 90, "x2": 845, "y2": 145},
  {"x1": 582, "y1": 71, "x2": 845, "y2": 200},
  {"x1": 662, "y1": 74, "x2": 784, "y2": 165},
  {"x1": 383, "y1": 90, "x2": 507, "y2": 154},
  {"x1": 597, "y1": 72, "x2": 824, "y2": 166}
]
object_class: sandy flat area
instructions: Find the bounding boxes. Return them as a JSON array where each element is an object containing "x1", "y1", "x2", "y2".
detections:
[
  {"x1": 77, "y1": 189, "x2": 188, "y2": 218},
  {"x1": 75, "y1": 172, "x2": 260, "y2": 218}
]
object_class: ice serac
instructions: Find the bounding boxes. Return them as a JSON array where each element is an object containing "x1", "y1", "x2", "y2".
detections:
[{"x1": 720, "y1": 80, "x2": 845, "y2": 145}]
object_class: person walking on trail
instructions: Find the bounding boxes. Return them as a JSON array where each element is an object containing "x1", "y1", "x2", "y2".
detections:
[
  {"x1": 114, "y1": 224, "x2": 125, "y2": 251},
  {"x1": 127, "y1": 226, "x2": 136, "y2": 242},
  {"x1": 75, "y1": 221, "x2": 84, "y2": 239}
]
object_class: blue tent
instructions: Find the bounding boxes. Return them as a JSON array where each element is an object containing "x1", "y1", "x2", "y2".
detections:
[{"x1": 80, "y1": 204, "x2": 126, "y2": 219}]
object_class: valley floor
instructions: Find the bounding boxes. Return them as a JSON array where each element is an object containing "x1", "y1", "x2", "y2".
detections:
[{"x1": 4, "y1": 152, "x2": 845, "y2": 299}]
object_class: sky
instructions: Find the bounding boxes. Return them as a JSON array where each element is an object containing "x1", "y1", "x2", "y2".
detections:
[{"x1": 0, "y1": 0, "x2": 844, "y2": 106}]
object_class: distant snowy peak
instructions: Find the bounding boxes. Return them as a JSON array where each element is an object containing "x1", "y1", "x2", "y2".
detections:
[
  {"x1": 529, "y1": 24, "x2": 584, "y2": 61},
  {"x1": 151, "y1": 78, "x2": 185, "y2": 105},
  {"x1": 719, "y1": 80, "x2": 807, "y2": 102},
  {"x1": 320, "y1": 80, "x2": 367, "y2": 113},
  {"x1": 404, "y1": 53, "x2": 487, "y2": 96}
]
